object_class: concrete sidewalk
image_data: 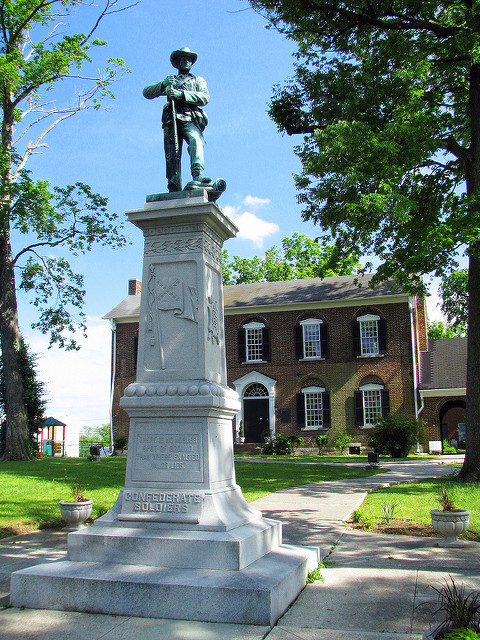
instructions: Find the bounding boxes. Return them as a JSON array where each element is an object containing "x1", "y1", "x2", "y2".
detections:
[{"x1": 1, "y1": 457, "x2": 478, "y2": 640}]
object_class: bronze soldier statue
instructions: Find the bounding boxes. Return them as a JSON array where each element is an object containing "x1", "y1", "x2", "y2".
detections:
[{"x1": 143, "y1": 47, "x2": 210, "y2": 193}]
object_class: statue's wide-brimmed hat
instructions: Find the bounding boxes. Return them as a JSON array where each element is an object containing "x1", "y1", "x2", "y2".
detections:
[{"x1": 170, "y1": 47, "x2": 198, "y2": 68}]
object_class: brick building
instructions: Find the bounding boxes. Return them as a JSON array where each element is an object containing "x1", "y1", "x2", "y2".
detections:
[{"x1": 104, "y1": 275, "x2": 466, "y2": 450}]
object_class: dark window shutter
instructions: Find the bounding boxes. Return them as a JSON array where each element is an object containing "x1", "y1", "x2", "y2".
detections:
[
  {"x1": 322, "y1": 392, "x2": 331, "y2": 428},
  {"x1": 294, "y1": 325, "x2": 303, "y2": 359},
  {"x1": 133, "y1": 335, "x2": 138, "y2": 371},
  {"x1": 381, "y1": 389, "x2": 390, "y2": 417},
  {"x1": 378, "y1": 319, "x2": 387, "y2": 354},
  {"x1": 296, "y1": 393, "x2": 306, "y2": 428},
  {"x1": 238, "y1": 328, "x2": 246, "y2": 363},
  {"x1": 352, "y1": 321, "x2": 361, "y2": 356},
  {"x1": 320, "y1": 323, "x2": 329, "y2": 358},
  {"x1": 354, "y1": 391, "x2": 364, "y2": 427},
  {"x1": 262, "y1": 327, "x2": 271, "y2": 361}
]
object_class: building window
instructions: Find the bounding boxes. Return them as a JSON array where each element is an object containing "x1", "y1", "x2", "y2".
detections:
[
  {"x1": 295, "y1": 319, "x2": 329, "y2": 360},
  {"x1": 352, "y1": 314, "x2": 387, "y2": 357},
  {"x1": 238, "y1": 322, "x2": 271, "y2": 363},
  {"x1": 297, "y1": 386, "x2": 331, "y2": 430},
  {"x1": 354, "y1": 384, "x2": 390, "y2": 427}
]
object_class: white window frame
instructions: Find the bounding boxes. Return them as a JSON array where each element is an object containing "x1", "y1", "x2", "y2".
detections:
[
  {"x1": 359, "y1": 383, "x2": 383, "y2": 427},
  {"x1": 357, "y1": 314, "x2": 380, "y2": 357},
  {"x1": 243, "y1": 321, "x2": 265, "y2": 363},
  {"x1": 300, "y1": 318, "x2": 323, "y2": 360},
  {"x1": 302, "y1": 385, "x2": 326, "y2": 429}
]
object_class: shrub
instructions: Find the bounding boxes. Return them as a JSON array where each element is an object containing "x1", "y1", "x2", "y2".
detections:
[
  {"x1": 368, "y1": 415, "x2": 424, "y2": 458},
  {"x1": 333, "y1": 431, "x2": 352, "y2": 454},
  {"x1": 114, "y1": 435, "x2": 128, "y2": 454},
  {"x1": 262, "y1": 433, "x2": 293, "y2": 455},
  {"x1": 443, "y1": 439, "x2": 458, "y2": 454},
  {"x1": 443, "y1": 630, "x2": 480, "y2": 640},
  {"x1": 287, "y1": 435, "x2": 305, "y2": 448},
  {"x1": 316, "y1": 434, "x2": 328, "y2": 449}
]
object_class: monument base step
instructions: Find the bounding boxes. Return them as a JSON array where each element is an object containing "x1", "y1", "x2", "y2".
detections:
[
  {"x1": 10, "y1": 544, "x2": 319, "y2": 626},
  {"x1": 67, "y1": 517, "x2": 282, "y2": 570}
]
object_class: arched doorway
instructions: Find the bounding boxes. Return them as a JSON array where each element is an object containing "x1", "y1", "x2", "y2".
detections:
[
  {"x1": 439, "y1": 400, "x2": 466, "y2": 447},
  {"x1": 243, "y1": 383, "x2": 270, "y2": 443}
]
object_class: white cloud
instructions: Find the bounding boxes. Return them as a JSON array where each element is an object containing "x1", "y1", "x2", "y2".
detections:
[
  {"x1": 230, "y1": 211, "x2": 280, "y2": 248},
  {"x1": 242, "y1": 195, "x2": 271, "y2": 209},
  {"x1": 27, "y1": 317, "x2": 111, "y2": 428}
]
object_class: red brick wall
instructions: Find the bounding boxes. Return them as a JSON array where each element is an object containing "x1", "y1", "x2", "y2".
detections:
[
  {"x1": 420, "y1": 396, "x2": 466, "y2": 445},
  {"x1": 112, "y1": 321, "x2": 139, "y2": 438},
  {"x1": 225, "y1": 301, "x2": 416, "y2": 445}
]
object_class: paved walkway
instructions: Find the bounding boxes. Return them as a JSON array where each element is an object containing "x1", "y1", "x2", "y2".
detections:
[{"x1": 1, "y1": 456, "x2": 478, "y2": 640}]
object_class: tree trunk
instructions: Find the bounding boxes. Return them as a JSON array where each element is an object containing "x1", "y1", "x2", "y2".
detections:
[
  {"x1": 0, "y1": 216, "x2": 30, "y2": 461},
  {"x1": 458, "y1": 62, "x2": 480, "y2": 481},
  {"x1": 458, "y1": 249, "x2": 480, "y2": 481}
]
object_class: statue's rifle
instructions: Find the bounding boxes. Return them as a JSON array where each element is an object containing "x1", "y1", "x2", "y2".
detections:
[{"x1": 168, "y1": 79, "x2": 179, "y2": 155}]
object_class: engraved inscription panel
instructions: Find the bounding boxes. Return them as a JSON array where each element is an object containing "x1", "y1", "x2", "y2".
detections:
[
  {"x1": 132, "y1": 433, "x2": 203, "y2": 483},
  {"x1": 120, "y1": 489, "x2": 203, "y2": 523}
]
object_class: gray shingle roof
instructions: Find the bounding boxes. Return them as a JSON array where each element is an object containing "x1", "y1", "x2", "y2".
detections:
[
  {"x1": 104, "y1": 275, "x2": 404, "y2": 320},
  {"x1": 419, "y1": 338, "x2": 467, "y2": 390},
  {"x1": 223, "y1": 274, "x2": 404, "y2": 309}
]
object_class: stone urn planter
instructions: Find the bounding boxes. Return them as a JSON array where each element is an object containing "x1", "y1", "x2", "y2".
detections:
[
  {"x1": 59, "y1": 499, "x2": 93, "y2": 530},
  {"x1": 430, "y1": 509, "x2": 470, "y2": 547}
]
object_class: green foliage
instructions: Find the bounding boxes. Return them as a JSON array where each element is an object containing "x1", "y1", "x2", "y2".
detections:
[
  {"x1": 430, "y1": 578, "x2": 480, "y2": 633},
  {"x1": 113, "y1": 435, "x2": 128, "y2": 453},
  {"x1": 333, "y1": 431, "x2": 352, "y2": 454},
  {"x1": 437, "y1": 486, "x2": 456, "y2": 512},
  {"x1": 443, "y1": 629, "x2": 480, "y2": 640},
  {"x1": 315, "y1": 434, "x2": 328, "y2": 449},
  {"x1": 382, "y1": 500, "x2": 398, "y2": 524},
  {"x1": 263, "y1": 433, "x2": 294, "y2": 455},
  {"x1": 440, "y1": 269, "x2": 469, "y2": 336},
  {"x1": 79, "y1": 424, "x2": 110, "y2": 445},
  {"x1": 443, "y1": 440, "x2": 458, "y2": 454},
  {"x1": 0, "y1": 338, "x2": 47, "y2": 457},
  {"x1": 368, "y1": 415, "x2": 424, "y2": 458},
  {"x1": 306, "y1": 563, "x2": 325, "y2": 583},
  {"x1": 351, "y1": 508, "x2": 375, "y2": 529},
  {"x1": 222, "y1": 232, "x2": 360, "y2": 284},
  {"x1": 428, "y1": 321, "x2": 458, "y2": 340}
]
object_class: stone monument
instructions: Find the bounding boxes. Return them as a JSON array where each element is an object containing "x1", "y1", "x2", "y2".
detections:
[{"x1": 10, "y1": 49, "x2": 318, "y2": 626}]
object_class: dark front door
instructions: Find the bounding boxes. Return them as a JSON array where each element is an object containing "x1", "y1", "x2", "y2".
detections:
[{"x1": 243, "y1": 398, "x2": 269, "y2": 443}]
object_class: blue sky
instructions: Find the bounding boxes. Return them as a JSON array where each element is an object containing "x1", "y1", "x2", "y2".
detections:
[{"x1": 15, "y1": 0, "x2": 444, "y2": 430}]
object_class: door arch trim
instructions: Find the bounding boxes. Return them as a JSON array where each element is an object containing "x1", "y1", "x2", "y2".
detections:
[{"x1": 232, "y1": 370, "x2": 276, "y2": 440}]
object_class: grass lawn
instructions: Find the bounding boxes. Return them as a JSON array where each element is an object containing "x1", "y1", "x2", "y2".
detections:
[
  {"x1": 353, "y1": 477, "x2": 480, "y2": 542},
  {"x1": 0, "y1": 456, "x2": 384, "y2": 538}
]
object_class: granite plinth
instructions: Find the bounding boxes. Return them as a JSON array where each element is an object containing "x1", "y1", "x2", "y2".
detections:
[
  {"x1": 67, "y1": 518, "x2": 282, "y2": 570},
  {"x1": 10, "y1": 545, "x2": 318, "y2": 626}
]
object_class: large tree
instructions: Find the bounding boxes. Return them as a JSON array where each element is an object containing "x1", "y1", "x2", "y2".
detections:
[
  {"x1": 222, "y1": 232, "x2": 359, "y2": 284},
  {"x1": 0, "y1": 0, "x2": 134, "y2": 461},
  {"x1": 249, "y1": 0, "x2": 480, "y2": 480}
]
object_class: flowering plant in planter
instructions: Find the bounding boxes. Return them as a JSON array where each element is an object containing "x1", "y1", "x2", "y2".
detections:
[
  {"x1": 59, "y1": 483, "x2": 93, "y2": 530},
  {"x1": 430, "y1": 487, "x2": 470, "y2": 547}
]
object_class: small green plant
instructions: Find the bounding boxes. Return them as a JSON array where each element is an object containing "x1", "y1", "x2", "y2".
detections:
[
  {"x1": 351, "y1": 509, "x2": 375, "y2": 529},
  {"x1": 443, "y1": 629, "x2": 480, "y2": 640},
  {"x1": 70, "y1": 483, "x2": 88, "y2": 502},
  {"x1": 430, "y1": 577, "x2": 480, "y2": 634},
  {"x1": 316, "y1": 434, "x2": 328, "y2": 449},
  {"x1": 382, "y1": 500, "x2": 398, "y2": 524},
  {"x1": 438, "y1": 487, "x2": 456, "y2": 512},
  {"x1": 306, "y1": 563, "x2": 325, "y2": 583},
  {"x1": 443, "y1": 439, "x2": 458, "y2": 454},
  {"x1": 333, "y1": 431, "x2": 352, "y2": 454}
]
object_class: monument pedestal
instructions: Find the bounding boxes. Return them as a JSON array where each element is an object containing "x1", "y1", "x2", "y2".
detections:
[{"x1": 10, "y1": 192, "x2": 318, "y2": 626}]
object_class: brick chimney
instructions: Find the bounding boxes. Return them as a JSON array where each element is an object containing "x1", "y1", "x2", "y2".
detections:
[{"x1": 128, "y1": 279, "x2": 142, "y2": 295}]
